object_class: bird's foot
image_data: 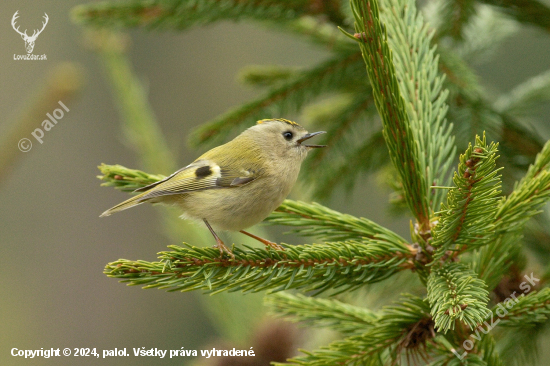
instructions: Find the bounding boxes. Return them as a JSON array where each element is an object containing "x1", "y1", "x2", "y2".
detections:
[
  {"x1": 263, "y1": 239, "x2": 285, "y2": 251},
  {"x1": 203, "y1": 218, "x2": 235, "y2": 259},
  {"x1": 213, "y1": 239, "x2": 235, "y2": 259},
  {"x1": 239, "y1": 230, "x2": 285, "y2": 251}
]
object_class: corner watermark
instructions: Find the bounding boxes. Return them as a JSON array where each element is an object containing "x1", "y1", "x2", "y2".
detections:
[
  {"x1": 18, "y1": 101, "x2": 70, "y2": 152},
  {"x1": 452, "y1": 272, "x2": 540, "y2": 360},
  {"x1": 10, "y1": 346, "x2": 256, "y2": 359},
  {"x1": 12, "y1": 11, "x2": 48, "y2": 60}
]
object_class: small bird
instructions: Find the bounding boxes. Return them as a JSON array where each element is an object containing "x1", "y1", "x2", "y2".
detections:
[{"x1": 100, "y1": 119, "x2": 326, "y2": 258}]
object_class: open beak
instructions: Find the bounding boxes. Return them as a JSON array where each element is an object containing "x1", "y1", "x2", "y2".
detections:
[{"x1": 297, "y1": 131, "x2": 327, "y2": 148}]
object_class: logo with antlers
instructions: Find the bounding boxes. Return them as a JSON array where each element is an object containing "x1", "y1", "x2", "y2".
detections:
[{"x1": 12, "y1": 11, "x2": 49, "y2": 54}]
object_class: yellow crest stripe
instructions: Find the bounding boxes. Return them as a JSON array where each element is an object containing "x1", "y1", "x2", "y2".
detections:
[{"x1": 257, "y1": 118, "x2": 301, "y2": 127}]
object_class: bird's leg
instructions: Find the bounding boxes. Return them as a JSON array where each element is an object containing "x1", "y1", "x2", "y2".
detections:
[
  {"x1": 239, "y1": 230, "x2": 285, "y2": 251},
  {"x1": 203, "y1": 219, "x2": 235, "y2": 259}
]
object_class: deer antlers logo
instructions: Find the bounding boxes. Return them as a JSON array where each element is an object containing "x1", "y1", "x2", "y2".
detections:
[{"x1": 12, "y1": 11, "x2": 49, "y2": 54}]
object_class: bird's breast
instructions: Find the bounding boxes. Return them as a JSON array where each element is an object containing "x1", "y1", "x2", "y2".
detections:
[{"x1": 176, "y1": 172, "x2": 298, "y2": 232}]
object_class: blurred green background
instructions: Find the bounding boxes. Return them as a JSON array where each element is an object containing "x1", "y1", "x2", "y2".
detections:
[{"x1": 1, "y1": 0, "x2": 550, "y2": 365}]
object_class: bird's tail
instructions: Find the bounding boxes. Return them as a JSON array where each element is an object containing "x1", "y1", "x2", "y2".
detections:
[{"x1": 99, "y1": 191, "x2": 149, "y2": 217}]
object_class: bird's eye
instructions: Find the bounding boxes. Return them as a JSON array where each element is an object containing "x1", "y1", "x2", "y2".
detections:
[{"x1": 283, "y1": 131, "x2": 293, "y2": 140}]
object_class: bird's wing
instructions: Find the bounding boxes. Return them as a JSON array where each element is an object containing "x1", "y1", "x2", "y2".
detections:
[
  {"x1": 100, "y1": 160, "x2": 261, "y2": 217},
  {"x1": 137, "y1": 159, "x2": 260, "y2": 201}
]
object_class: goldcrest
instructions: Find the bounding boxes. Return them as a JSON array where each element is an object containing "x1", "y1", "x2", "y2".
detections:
[{"x1": 100, "y1": 118, "x2": 326, "y2": 258}]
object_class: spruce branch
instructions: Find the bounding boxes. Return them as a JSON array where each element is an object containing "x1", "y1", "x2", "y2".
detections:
[
  {"x1": 431, "y1": 134, "x2": 502, "y2": 260},
  {"x1": 267, "y1": 199, "x2": 408, "y2": 245},
  {"x1": 496, "y1": 288, "x2": 550, "y2": 328},
  {"x1": 188, "y1": 51, "x2": 364, "y2": 148},
  {"x1": 98, "y1": 163, "x2": 166, "y2": 192},
  {"x1": 427, "y1": 263, "x2": 490, "y2": 333},
  {"x1": 495, "y1": 139, "x2": 550, "y2": 234},
  {"x1": 344, "y1": 0, "x2": 431, "y2": 230},
  {"x1": 380, "y1": 0, "x2": 455, "y2": 213},
  {"x1": 280, "y1": 295, "x2": 434, "y2": 365},
  {"x1": 265, "y1": 292, "x2": 378, "y2": 335},
  {"x1": 72, "y1": 0, "x2": 315, "y2": 29},
  {"x1": 105, "y1": 241, "x2": 416, "y2": 295},
  {"x1": 475, "y1": 140, "x2": 550, "y2": 289}
]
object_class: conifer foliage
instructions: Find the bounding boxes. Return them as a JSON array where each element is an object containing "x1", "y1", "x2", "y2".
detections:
[{"x1": 77, "y1": 0, "x2": 550, "y2": 364}]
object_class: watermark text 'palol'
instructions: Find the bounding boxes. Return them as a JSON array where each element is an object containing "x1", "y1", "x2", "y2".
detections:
[{"x1": 18, "y1": 101, "x2": 69, "y2": 152}]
